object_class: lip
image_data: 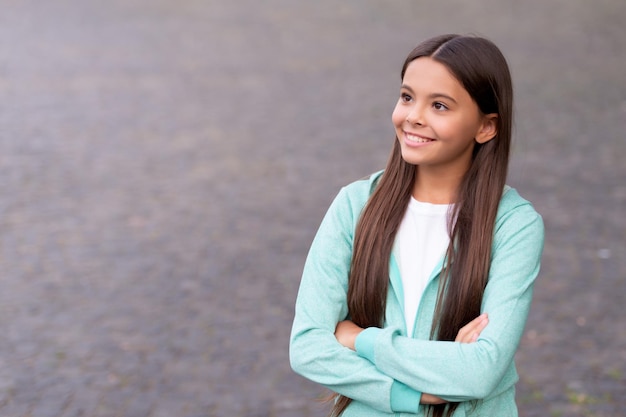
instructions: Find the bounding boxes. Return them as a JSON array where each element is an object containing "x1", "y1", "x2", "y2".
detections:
[{"x1": 403, "y1": 131, "x2": 435, "y2": 147}]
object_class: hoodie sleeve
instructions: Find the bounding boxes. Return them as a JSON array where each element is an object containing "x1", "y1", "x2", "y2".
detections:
[
  {"x1": 289, "y1": 184, "x2": 422, "y2": 414},
  {"x1": 354, "y1": 201, "x2": 545, "y2": 402}
]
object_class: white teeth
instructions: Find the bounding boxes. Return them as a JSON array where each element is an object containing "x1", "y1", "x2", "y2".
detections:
[{"x1": 405, "y1": 133, "x2": 431, "y2": 143}]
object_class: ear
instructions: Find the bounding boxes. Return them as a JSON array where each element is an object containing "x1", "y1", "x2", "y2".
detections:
[{"x1": 475, "y1": 113, "x2": 498, "y2": 144}]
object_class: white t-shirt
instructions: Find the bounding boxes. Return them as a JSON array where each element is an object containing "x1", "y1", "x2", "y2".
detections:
[{"x1": 395, "y1": 197, "x2": 451, "y2": 337}]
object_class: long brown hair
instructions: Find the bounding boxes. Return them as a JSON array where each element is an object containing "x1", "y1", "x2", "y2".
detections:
[{"x1": 331, "y1": 34, "x2": 514, "y2": 417}]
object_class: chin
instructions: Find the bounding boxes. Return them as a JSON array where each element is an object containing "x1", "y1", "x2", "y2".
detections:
[{"x1": 400, "y1": 155, "x2": 420, "y2": 166}]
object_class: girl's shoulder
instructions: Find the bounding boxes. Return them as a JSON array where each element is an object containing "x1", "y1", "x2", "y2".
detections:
[
  {"x1": 499, "y1": 186, "x2": 538, "y2": 214},
  {"x1": 330, "y1": 170, "x2": 384, "y2": 220},
  {"x1": 497, "y1": 186, "x2": 543, "y2": 229},
  {"x1": 340, "y1": 170, "x2": 384, "y2": 199}
]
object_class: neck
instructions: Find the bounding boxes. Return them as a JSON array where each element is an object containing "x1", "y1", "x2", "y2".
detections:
[{"x1": 412, "y1": 166, "x2": 465, "y2": 204}]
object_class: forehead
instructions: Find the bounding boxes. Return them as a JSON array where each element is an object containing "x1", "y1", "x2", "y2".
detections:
[{"x1": 402, "y1": 57, "x2": 468, "y2": 97}]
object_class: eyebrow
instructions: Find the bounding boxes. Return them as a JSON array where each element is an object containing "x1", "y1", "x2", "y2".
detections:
[{"x1": 401, "y1": 84, "x2": 458, "y2": 104}]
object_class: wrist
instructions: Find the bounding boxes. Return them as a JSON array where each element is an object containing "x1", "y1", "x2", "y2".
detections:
[
  {"x1": 343, "y1": 325, "x2": 362, "y2": 350},
  {"x1": 355, "y1": 327, "x2": 380, "y2": 362}
]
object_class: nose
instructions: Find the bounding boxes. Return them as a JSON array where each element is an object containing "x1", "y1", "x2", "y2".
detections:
[{"x1": 406, "y1": 105, "x2": 423, "y2": 125}]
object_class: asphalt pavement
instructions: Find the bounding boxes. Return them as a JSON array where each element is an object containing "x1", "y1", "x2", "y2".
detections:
[{"x1": 0, "y1": 1, "x2": 624, "y2": 416}]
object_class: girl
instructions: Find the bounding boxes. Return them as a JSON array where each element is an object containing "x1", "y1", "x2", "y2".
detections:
[{"x1": 290, "y1": 34, "x2": 544, "y2": 417}]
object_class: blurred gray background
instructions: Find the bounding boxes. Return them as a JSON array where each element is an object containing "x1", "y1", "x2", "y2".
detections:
[{"x1": 0, "y1": 0, "x2": 624, "y2": 416}]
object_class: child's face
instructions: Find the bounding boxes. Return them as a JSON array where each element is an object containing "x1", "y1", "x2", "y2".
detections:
[{"x1": 391, "y1": 57, "x2": 497, "y2": 177}]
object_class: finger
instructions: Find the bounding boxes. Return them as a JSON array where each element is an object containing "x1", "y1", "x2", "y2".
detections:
[
  {"x1": 465, "y1": 317, "x2": 489, "y2": 343},
  {"x1": 456, "y1": 314, "x2": 489, "y2": 343},
  {"x1": 474, "y1": 315, "x2": 489, "y2": 334},
  {"x1": 456, "y1": 314, "x2": 484, "y2": 338},
  {"x1": 468, "y1": 314, "x2": 488, "y2": 333}
]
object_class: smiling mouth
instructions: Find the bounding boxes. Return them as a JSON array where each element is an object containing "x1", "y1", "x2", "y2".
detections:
[{"x1": 404, "y1": 132, "x2": 435, "y2": 143}]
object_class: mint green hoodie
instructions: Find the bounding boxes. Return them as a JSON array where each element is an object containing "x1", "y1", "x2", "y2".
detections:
[{"x1": 290, "y1": 171, "x2": 544, "y2": 416}]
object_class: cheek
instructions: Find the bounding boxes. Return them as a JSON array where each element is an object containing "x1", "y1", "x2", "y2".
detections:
[{"x1": 391, "y1": 104, "x2": 404, "y2": 128}]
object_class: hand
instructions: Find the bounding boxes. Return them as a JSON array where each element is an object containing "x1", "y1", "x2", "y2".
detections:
[
  {"x1": 334, "y1": 320, "x2": 364, "y2": 351},
  {"x1": 455, "y1": 313, "x2": 489, "y2": 343},
  {"x1": 420, "y1": 393, "x2": 447, "y2": 405}
]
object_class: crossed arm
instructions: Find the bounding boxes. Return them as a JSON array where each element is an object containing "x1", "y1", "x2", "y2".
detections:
[{"x1": 334, "y1": 314, "x2": 490, "y2": 405}]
